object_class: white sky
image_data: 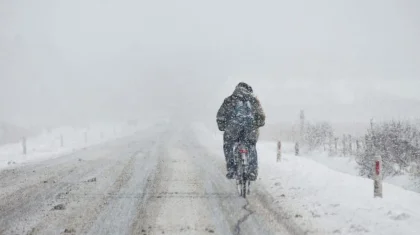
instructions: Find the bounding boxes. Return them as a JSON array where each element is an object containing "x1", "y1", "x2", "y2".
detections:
[{"x1": 1, "y1": 0, "x2": 419, "y2": 126}]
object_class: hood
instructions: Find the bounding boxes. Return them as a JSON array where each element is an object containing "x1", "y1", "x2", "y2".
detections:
[{"x1": 232, "y1": 86, "x2": 254, "y2": 101}]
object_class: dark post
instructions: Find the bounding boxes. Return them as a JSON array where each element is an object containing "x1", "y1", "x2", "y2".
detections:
[{"x1": 277, "y1": 141, "x2": 282, "y2": 162}]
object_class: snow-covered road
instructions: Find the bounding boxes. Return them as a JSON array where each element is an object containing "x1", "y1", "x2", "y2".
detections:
[{"x1": 0, "y1": 124, "x2": 301, "y2": 235}]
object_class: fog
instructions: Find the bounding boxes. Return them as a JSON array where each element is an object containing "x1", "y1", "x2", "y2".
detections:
[{"x1": 1, "y1": 0, "x2": 419, "y2": 128}]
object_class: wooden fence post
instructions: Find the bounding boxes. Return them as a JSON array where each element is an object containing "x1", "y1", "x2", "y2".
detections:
[{"x1": 277, "y1": 141, "x2": 282, "y2": 162}]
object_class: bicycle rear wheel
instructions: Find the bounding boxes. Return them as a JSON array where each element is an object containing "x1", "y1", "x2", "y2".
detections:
[
  {"x1": 241, "y1": 172, "x2": 247, "y2": 198},
  {"x1": 237, "y1": 179, "x2": 242, "y2": 196},
  {"x1": 236, "y1": 162, "x2": 243, "y2": 196}
]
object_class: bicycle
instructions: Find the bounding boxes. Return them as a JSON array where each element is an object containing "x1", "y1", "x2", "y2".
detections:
[{"x1": 233, "y1": 136, "x2": 251, "y2": 198}]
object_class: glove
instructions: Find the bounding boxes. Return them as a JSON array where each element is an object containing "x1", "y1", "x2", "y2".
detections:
[{"x1": 217, "y1": 120, "x2": 226, "y2": 131}]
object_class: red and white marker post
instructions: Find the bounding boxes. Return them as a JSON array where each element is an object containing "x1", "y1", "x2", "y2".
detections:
[
  {"x1": 277, "y1": 141, "x2": 282, "y2": 162},
  {"x1": 374, "y1": 155, "x2": 383, "y2": 198}
]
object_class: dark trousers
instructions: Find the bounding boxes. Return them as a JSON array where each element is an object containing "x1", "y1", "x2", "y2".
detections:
[{"x1": 223, "y1": 122, "x2": 258, "y2": 176}]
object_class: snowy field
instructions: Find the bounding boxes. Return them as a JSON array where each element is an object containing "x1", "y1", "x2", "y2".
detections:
[
  {"x1": 0, "y1": 121, "x2": 158, "y2": 169},
  {"x1": 193, "y1": 123, "x2": 420, "y2": 235}
]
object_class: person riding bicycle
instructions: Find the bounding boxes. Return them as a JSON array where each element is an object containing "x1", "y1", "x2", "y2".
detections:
[{"x1": 216, "y1": 82, "x2": 266, "y2": 180}]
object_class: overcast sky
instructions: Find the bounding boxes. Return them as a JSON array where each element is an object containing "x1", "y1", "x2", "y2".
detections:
[{"x1": 1, "y1": 0, "x2": 419, "y2": 127}]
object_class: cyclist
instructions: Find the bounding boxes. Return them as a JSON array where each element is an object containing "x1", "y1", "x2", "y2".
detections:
[{"x1": 216, "y1": 82, "x2": 266, "y2": 180}]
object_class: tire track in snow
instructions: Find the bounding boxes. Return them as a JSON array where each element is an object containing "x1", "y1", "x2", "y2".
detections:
[
  {"x1": 130, "y1": 129, "x2": 228, "y2": 234},
  {"x1": 88, "y1": 135, "x2": 165, "y2": 235},
  {"x1": 129, "y1": 158, "x2": 164, "y2": 234},
  {"x1": 77, "y1": 149, "x2": 142, "y2": 234}
]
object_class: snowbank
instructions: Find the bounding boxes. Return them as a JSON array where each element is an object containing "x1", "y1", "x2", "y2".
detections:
[
  {"x1": 258, "y1": 143, "x2": 420, "y2": 235},
  {"x1": 295, "y1": 146, "x2": 419, "y2": 193},
  {"x1": 193, "y1": 123, "x2": 420, "y2": 235}
]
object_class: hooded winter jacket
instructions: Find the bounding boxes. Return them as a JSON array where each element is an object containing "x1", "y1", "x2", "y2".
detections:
[{"x1": 216, "y1": 86, "x2": 266, "y2": 132}]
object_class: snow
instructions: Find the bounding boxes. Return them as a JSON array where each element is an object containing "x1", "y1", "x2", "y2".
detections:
[
  {"x1": 193, "y1": 123, "x2": 420, "y2": 235},
  {"x1": 297, "y1": 149, "x2": 419, "y2": 193},
  {"x1": 297, "y1": 149, "x2": 360, "y2": 175},
  {"x1": 0, "y1": 121, "x2": 154, "y2": 169}
]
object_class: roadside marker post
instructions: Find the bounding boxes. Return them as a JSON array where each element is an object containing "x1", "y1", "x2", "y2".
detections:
[
  {"x1": 374, "y1": 155, "x2": 383, "y2": 198},
  {"x1": 277, "y1": 141, "x2": 282, "y2": 162}
]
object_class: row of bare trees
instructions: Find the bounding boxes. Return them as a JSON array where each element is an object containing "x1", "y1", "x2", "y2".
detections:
[{"x1": 299, "y1": 115, "x2": 420, "y2": 180}]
